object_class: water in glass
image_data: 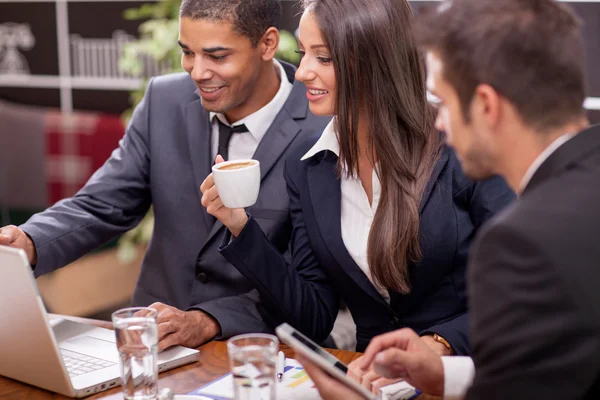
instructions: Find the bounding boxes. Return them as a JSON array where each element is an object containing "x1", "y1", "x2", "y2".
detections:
[
  {"x1": 114, "y1": 315, "x2": 158, "y2": 400},
  {"x1": 231, "y1": 344, "x2": 276, "y2": 400},
  {"x1": 228, "y1": 334, "x2": 278, "y2": 400}
]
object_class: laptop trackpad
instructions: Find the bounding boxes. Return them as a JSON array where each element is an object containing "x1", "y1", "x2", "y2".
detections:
[{"x1": 61, "y1": 336, "x2": 119, "y2": 362}]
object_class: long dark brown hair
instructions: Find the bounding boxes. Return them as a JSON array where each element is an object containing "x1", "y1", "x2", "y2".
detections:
[{"x1": 304, "y1": 0, "x2": 443, "y2": 293}]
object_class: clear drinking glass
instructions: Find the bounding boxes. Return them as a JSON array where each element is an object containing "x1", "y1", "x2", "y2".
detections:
[
  {"x1": 227, "y1": 333, "x2": 279, "y2": 400},
  {"x1": 112, "y1": 307, "x2": 159, "y2": 400}
]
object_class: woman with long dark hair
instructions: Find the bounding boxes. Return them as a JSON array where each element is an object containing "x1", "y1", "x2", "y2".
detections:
[{"x1": 201, "y1": 0, "x2": 512, "y2": 365}]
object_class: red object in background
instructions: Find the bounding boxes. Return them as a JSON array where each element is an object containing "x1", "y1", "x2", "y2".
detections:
[{"x1": 44, "y1": 111, "x2": 125, "y2": 205}]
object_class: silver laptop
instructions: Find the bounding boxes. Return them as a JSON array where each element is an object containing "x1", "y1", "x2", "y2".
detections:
[{"x1": 0, "y1": 245, "x2": 200, "y2": 397}]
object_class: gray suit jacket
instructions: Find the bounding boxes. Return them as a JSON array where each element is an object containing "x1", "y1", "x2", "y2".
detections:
[{"x1": 22, "y1": 62, "x2": 330, "y2": 338}]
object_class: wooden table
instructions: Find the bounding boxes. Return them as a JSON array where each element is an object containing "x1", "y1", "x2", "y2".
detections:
[
  {"x1": 0, "y1": 315, "x2": 364, "y2": 400},
  {"x1": 0, "y1": 315, "x2": 439, "y2": 400}
]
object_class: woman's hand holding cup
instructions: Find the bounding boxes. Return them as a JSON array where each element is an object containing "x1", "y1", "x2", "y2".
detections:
[{"x1": 200, "y1": 155, "x2": 259, "y2": 237}]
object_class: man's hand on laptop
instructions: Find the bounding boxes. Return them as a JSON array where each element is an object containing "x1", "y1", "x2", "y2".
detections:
[
  {"x1": 147, "y1": 302, "x2": 220, "y2": 352},
  {"x1": 0, "y1": 225, "x2": 38, "y2": 265}
]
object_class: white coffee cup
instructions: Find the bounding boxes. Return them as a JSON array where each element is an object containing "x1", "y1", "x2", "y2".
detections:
[{"x1": 212, "y1": 159, "x2": 261, "y2": 208}]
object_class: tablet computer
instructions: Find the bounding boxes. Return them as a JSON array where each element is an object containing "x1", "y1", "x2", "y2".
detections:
[{"x1": 276, "y1": 323, "x2": 378, "y2": 400}]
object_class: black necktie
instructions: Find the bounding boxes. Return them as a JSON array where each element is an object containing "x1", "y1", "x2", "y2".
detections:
[{"x1": 217, "y1": 119, "x2": 248, "y2": 161}]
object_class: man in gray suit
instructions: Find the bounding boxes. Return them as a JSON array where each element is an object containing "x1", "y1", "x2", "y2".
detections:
[{"x1": 0, "y1": 0, "x2": 328, "y2": 351}]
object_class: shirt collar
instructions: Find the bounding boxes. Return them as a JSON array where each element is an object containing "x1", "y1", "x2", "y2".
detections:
[
  {"x1": 301, "y1": 119, "x2": 340, "y2": 160},
  {"x1": 519, "y1": 132, "x2": 576, "y2": 193},
  {"x1": 210, "y1": 59, "x2": 293, "y2": 143}
]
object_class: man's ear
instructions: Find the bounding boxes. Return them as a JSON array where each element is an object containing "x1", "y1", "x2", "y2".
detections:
[
  {"x1": 471, "y1": 84, "x2": 502, "y2": 128},
  {"x1": 259, "y1": 27, "x2": 280, "y2": 61}
]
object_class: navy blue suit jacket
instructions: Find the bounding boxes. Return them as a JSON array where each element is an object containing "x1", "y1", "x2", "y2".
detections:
[{"x1": 221, "y1": 137, "x2": 515, "y2": 353}]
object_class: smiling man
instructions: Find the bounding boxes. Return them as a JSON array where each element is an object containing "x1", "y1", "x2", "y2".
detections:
[{"x1": 0, "y1": 0, "x2": 328, "y2": 351}]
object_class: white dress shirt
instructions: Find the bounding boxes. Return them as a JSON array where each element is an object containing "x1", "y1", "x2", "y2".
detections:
[
  {"x1": 440, "y1": 132, "x2": 576, "y2": 399},
  {"x1": 301, "y1": 119, "x2": 390, "y2": 302},
  {"x1": 440, "y1": 356, "x2": 476, "y2": 399},
  {"x1": 518, "y1": 132, "x2": 575, "y2": 192},
  {"x1": 209, "y1": 59, "x2": 293, "y2": 161}
]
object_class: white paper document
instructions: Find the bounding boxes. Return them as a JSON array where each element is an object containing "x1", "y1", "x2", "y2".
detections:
[{"x1": 188, "y1": 357, "x2": 420, "y2": 400}]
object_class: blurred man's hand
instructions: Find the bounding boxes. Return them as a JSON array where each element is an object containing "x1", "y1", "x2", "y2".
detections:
[
  {"x1": 359, "y1": 328, "x2": 445, "y2": 396},
  {"x1": 296, "y1": 354, "x2": 365, "y2": 400},
  {"x1": 348, "y1": 355, "x2": 403, "y2": 394},
  {"x1": 0, "y1": 225, "x2": 37, "y2": 265},
  {"x1": 148, "y1": 302, "x2": 220, "y2": 352}
]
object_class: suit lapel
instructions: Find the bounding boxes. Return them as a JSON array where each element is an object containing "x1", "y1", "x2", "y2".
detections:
[
  {"x1": 523, "y1": 125, "x2": 600, "y2": 196},
  {"x1": 252, "y1": 108, "x2": 301, "y2": 179},
  {"x1": 183, "y1": 96, "x2": 214, "y2": 230},
  {"x1": 307, "y1": 153, "x2": 390, "y2": 306}
]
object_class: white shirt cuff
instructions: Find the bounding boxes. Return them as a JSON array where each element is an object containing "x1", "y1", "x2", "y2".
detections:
[{"x1": 441, "y1": 356, "x2": 475, "y2": 400}]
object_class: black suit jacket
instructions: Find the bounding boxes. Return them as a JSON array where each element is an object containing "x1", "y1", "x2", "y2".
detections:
[
  {"x1": 467, "y1": 125, "x2": 600, "y2": 399},
  {"x1": 220, "y1": 136, "x2": 514, "y2": 353}
]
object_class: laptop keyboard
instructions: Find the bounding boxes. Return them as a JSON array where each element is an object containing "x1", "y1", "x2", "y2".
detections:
[{"x1": 60, "y1": 349, "x2": 116, "y2": 377}]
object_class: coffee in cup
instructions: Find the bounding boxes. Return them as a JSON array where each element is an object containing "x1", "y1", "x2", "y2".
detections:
[
  {"x1": 216, "y1": 161, "x2": 257, "y2": 171},
  {"x1": 212, "y1": 159, "x2": 260, "y2": 208}
]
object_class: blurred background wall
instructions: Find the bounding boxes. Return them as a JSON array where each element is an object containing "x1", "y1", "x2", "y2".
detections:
[
  {"x1": 0, "y1": 0, "x2": 305, "y2": 113},
  {"x1": 412, "y1": 0, "x2": 600, "y2": 124},
  {"x1": 0, "y1": 0, "x2": 598, "y2": 320},
  {"x1": 0, "y1": 1, "x2": 598, "y2": 118}
]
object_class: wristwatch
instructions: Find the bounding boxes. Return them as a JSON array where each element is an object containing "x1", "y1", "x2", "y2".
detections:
[{"x1": 433, "y1": 333, "x2": 453, "y2": 354}]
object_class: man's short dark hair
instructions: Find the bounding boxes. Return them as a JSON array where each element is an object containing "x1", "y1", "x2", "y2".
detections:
[
  {"x1": 414, "y1": 0, "x2": 588, "y2": 132},
  {"x1": 180, "y1": 0, "x2": 282, "y2": 46}
]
